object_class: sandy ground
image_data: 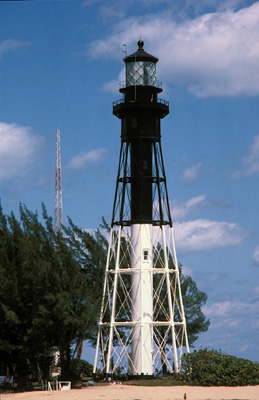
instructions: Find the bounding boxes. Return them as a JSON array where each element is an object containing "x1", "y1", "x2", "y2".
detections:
[{"x1": 1, "y1": 385, "x2": 259, "y2": 400}]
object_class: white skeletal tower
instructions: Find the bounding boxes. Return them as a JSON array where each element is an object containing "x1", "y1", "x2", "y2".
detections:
[{"x1": 93, "y1": 40, "x2": 189, "y2": 377}]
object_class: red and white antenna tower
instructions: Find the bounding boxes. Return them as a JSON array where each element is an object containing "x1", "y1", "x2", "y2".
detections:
[{"x1": 54, "y1": 129, "x2": 63, "y2": 233}]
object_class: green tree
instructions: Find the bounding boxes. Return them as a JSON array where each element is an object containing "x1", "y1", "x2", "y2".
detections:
[
  {"x1": 50, "y1": 230, "x2": 98, "y2": 380},
  {"x1": 0, "y1": 203, "x2": 97, "y2": 388},
  {"x1": 180, "y1": 266, "x2": 210, "y2": 345},
  {"x1": 181, "y1": 348, "x2": 259, "y2": 386},
  {"x1": 0, "y1": 204, "x2": 56, "y2": 388},
  {"x1": 63, "y1": 217, "x2": 108, "y2": 345}
]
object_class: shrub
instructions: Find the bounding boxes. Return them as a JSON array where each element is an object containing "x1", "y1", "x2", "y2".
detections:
[
  {"x1": 181, "y1": 348, "x2": 259, "y2": 386},
  {"x1": 70, "y1": 359, "x2": 94, "y2": 379}
]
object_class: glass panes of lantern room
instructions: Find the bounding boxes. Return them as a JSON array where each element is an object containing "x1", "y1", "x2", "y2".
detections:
[{"x1": 126, "y1": 61, "x2": 156, "y2": 87}]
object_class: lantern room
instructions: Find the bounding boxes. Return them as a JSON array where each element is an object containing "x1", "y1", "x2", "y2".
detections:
[{"x1": 124, "y1": 40, "x2": 158, "y2": 87}]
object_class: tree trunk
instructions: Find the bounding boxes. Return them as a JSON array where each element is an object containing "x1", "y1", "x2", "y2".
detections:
[
  {"x1": 16, "y1": 358, "x2": 33, "y2": 391},
  {"x1": 59, "y1": 343, "x2": 71, "y2": 380}
]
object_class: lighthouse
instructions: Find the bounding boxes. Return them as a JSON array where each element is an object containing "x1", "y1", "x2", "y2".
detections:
[{"x1": 93, "y1": 40, "x2": 189, "y2": 377}]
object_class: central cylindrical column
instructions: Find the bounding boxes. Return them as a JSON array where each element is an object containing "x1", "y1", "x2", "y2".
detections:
[
  {"x1": 131, "y1": 223, "x2": 153, "y2": 375},
  {"x1": 131, "y1": 139, "x2": 153, "y2": 223}
]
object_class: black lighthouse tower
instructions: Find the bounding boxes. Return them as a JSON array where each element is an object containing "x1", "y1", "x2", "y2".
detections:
[
  {"x1": 112, "y1": 39, "x2": 169, "y2": 227},
  {"x1": 94, "y1": 40, "x2": 189, "y2": 377}
]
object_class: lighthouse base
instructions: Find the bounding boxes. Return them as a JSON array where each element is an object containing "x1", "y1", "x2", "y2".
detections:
[{"x1": 93, "y1": 224, "x2": 189, "y2": 377}]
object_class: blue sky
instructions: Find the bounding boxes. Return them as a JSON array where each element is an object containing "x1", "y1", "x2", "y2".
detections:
[{"x1": 1, "y1": 0, "x2": 259, "y2": 364}]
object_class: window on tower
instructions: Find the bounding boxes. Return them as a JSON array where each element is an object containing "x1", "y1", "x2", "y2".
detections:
[{"x1": 143, "y1": 250, "x2": 149, "y2": 261}]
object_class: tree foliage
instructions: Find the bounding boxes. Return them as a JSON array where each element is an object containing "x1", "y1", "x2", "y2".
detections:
[
  {"x1": 179, "y1": 265, "x2": 210, "y2": 345},
  {"x1": 0, "y1": 203, "x2": 97, "y2": 388},
  {"x1": 181, "y1": 348, "x2": 259, "y2": 386}
]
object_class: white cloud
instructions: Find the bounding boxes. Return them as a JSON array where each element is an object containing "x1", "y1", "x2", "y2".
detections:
[
  {"x1": 82, "y1": 0, "x2": 247, "y2": 16},
  {"x1": 181, "y1": 162, "x2": 202, "y2": 181},
  {"x1": 0, "y1": 39, "x2": 31, "y2": 60},
  {"x1": 0, "y1": 122, "x2": 43, "y2": 181},
  {"x1": 99, "y1": 5, "x2": 125, "y2": 20},
  {"x1": 239, "y1": 344, "x2": 249, "y2": 353},
  {"x1": 252, "y1": 245, "x2": 259, "y2": 265},
  {"x1": 102, "y1": 69, "x2": 125, "y2": 93},
  {"x1": 204, "y1": 301, "x2": 235, "y2": 317},
  {"x1": 204, "y1": 300, "x2": 259, "y2": 318},
  {"x1": 82, "y1": 0, "x2": 100, "y2": 6},
  {"x1": 171, "y1": 194, "x2": 230, "y2": 221},
  {"x1": 232, "y1": 135, "x2": 259, "y2": 177},
  {"x1": 253, "y1": 286, "x2": 259, "y2": 297},
  {"x1": 102, "y1": 80, "x2": 119, "y2": 93},
  {"x1": 171, "y1": 194, "x2": 208, "y2": 220},
  {"x1": 241, "y1": 135, "x2": 259, "y2": 176},
  {"x1": 195, "y1": 296, "x2": 259, "y2": 359},
  {"x1": 68, "y1": 148, "x2": 107, "y2": 170},
  {"x1": 87, "y1": 2, "x2": 259, "y2": 97},
  {"x1": 252, "y1": 319, "x2": 259, "y2": 329},
  {"x1": 82, "y1": 0, "x2": 169, "y2": 10},
  {"x1": 181, "y1": 264, "x2": 193, "y2": 277},
  {"x1": 174, "y1": 218, "x2": 246, "y2": 252},
  {"x1": 191, "y1": 0, "x2": 248, "y2": 12}
]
